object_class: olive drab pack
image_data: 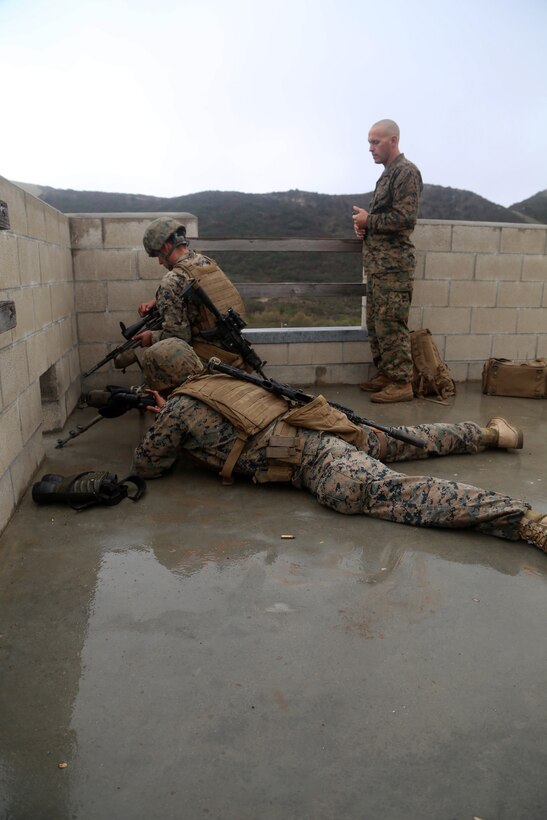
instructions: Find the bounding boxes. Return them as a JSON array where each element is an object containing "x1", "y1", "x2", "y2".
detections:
[{"x1": 410, "y1": 329, "x2": 456, "y2": 401}]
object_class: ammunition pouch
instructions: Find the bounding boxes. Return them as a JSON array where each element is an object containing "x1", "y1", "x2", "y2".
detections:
[{"x1": 32, "y1": 471, "x2": 146, "y2": 511}]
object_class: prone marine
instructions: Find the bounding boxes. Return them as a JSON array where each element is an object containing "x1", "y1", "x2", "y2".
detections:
[{"x1": 130, "y1": 339, "x2": 547, "y2": 556}]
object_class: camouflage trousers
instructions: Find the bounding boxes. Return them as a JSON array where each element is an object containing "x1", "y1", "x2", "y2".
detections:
[
  {"x1": 294, "y1": 423, "x2": 529, "y2": 541},
  {"x1": 366, "y1": 271, "x2": 413, "y2": 383}
]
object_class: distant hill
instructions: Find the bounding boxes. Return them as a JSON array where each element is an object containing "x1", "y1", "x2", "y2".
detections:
[
  {"x1": 509, "y1": 190, "x2": 547, "y2": 224},
  {"x1": 20, "y1": 183, "x2": 546, "y2": 236}
]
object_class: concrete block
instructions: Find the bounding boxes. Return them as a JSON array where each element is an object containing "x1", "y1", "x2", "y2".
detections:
[
  {"x1": 470, "y1": 308, "x2": 517, "y2": 334},
  {"x1": 269, "y1": 364, "x2": 316, "y2": 385},
  {"x1": 24, "y1": 194, "x2": 47, "y2": 241},
  {"x1": 45, "y1": 324, "x2": 62, "y2": 366},
  {"x1": 72, "y1": 249, "x2": 134, "y2": 281},
  {"x1": 424, "y1": 252, "x2": 474, "y2": 280},
  {"x1": 75, "y1": 281, "x2": 107, "y2": 312},
  {"x1": 422, "y1": 307, "x2": 471, "y2": 334},
  {"x1": 33, "y1": 286, "x2": 53, "y2": 328},
  {"x1": 0, "y1": 470, "x2": 16, "y2": 538},
  {"x1": 341, "y1": 341, "x2": 370, "y2": 364},
  {"x1": 17, "y1": 237, "x2": 41, "y2": 285},
  {"x1": 39, "y1": 359, "x2": 69, "y2": 400},
  {"x1": 51, "y1": 282, "x2": 75, "y2": 321},
  {"x1": 413, "y1": 253, "x2": 425, "y2": 280},
  {"x1": 137, "y1": 250, "x2": 163, "y2": 281},
  {"x1": 500, "y1": 227, "x2": 546, "y2": 254},
  {"x1": 107, "y1": 281, "x2": 154, "y2": 310},
  {"x1": 467, "y1": 362, "x2": 484, "y2": 381},
  {"x1": 413, "y1": 223, "x2": 452, "y2": 252},
  {"x1": 0, "y1": 330, "x2": 13, "y2": 352},
  {"x1": 44, "y1": 204, "x2": 67, "y2": 244},
  {"x1": 287, "y1": 342, "x2": 344, "y2": 366},
  {"x1": 19, "y1": 382, "x2": 43, "y2": 443},
  {"x1": 26, "y1": 330, "x2": 49, "y2": 382},
  {"x1": 77, "y1": 312, "x2": 121, "y2": 343},
  {"x1": 103, "y1": 217, "x2": 156, "y2": 249},
  {"x1": 452, "y1": 225, "x2": 500, "y2": 253},
  {"x1": 68, "y1": 346, "x2": 81, "y2": 382},
  {"x1": 70, "y1": 217, "x2": 103, "y2": 248},
  {"x1": 408, "y1": 306, "x2": 423, "y2": 329},
  {"x1": 537, "y1": 337, "x2": 547, "y2": 358},
  {"x1": 492, "y1": 334, "x2": 538, "y2": 360},
  {"x1": 65, "y1": 377, "x2": 83, "y2": 417},
  {"x1": 516, "y1": 309, "x2": 547, "y2": 334},
  {"x1": 42, "y1": 399, "x2": 67, "y2": 432},
  {"x1": 522, "y1": 255, "x2": 547, "y2": 281},
  {"x1": 10, "y1": 430, "x2": 44, "y2": 503},
  {"x1": 497, "y1": 282, "x2": 543, "y2": 307},
  {"x1": 252, "y1": 343, "x2": 289, "y2": 365},
  {"x1": 0, "y1": 402, "x2": 24, "y2": 475},
  {"x1": 78, "y1": 343, "x2": 109, "y2": 375},
  {"x1": 12, "y1": 288, "x2": 36, "y2": 341},
  {"x1": 449, "y1": 281, "x2": 496, "y2": 307},
  {"x1": 445, "y1": 334, "x2": 492, "y2": 361},
  {"x1": 0, "y1": 340, "x2": 30, "y2": 405},
  {"x1": 413, "y1": 280, "x2": 449, "y2": 306},
  {"x1": 448, "y1": 362, "x2": 470, "y2": 383},
  {"x1": 58, "y1": 316, "x2": 76, "y2": 352},
  {"x1": 0, "y1": 232, "x2": 20, "y2": 288},
  {"x1": 475, "y1": 254, "x2": 522, "y2": 281},
  {"x1": 0, "y1": 176, "x2": 28, "y2": 235}
]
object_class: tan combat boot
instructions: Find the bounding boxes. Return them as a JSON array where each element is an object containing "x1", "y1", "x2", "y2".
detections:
[
  {"x1": 360, "y1": 372, "x2": 390, "y2": 392},
  {"x1": 481, "y1": 417, "x2": 524, "y2": 449},
  {"x1": 371, "y1": 382, "x2": 414, "y2": 403},
  {"x1": 518, "y1": 511, "x2": 547, "y2": 554}
]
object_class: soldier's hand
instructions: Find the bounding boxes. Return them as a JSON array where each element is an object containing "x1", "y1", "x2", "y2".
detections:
[
  {"x1": 144, "y1": 389, "x2": 166, "y2": 414},
  {"x1": 138, "y1": 299, "x2": 157, "y2": 317},
  {"x1": 352, "y1": 205, "x2": 368, "y2": 234},
  {"x1": 134, "y1": 330, "x2": 153, "y2": 347}
]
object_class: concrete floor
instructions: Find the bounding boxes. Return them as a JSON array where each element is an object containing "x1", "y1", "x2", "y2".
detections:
[{"x1": 1, "y1": 383, "x2": 546, "y2": 820}]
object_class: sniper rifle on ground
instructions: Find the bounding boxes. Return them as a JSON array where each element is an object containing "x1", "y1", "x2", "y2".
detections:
[{"x1": 206, "y1": 358, "x2": 427, "y2": 449}]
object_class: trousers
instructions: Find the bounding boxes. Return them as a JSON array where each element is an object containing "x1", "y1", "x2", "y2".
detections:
[
  {"x1": 366, "y1": 271, "x2": 413, "y2": 383},
  {"x1": 295, "y1": 422, "x2": 528, "y2": 541}
]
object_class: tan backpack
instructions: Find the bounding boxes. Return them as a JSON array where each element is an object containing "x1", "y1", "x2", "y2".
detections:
[{"x1": 410, "y1": 329, "x2": 456, "y2": 401}]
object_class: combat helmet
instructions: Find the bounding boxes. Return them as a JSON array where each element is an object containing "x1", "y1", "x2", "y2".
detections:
[
  {"x1": 141, "y1": 338, "x2": 204, "y2": 392},
  {"x1": 143, "y1": 217, "x2": 188, "y2": 257}
]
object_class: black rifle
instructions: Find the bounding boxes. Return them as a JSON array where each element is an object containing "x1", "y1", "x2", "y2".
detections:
[
  {"x1": 206, "y1": 358, "x2": 427, "y2": 449},
  {"x1": 182, "y1": 279, "x2": 267, "y2": 377},
  {"x1": 55, "y1": 386, "x2": 157, "y2": 448},
  {"x1": 82, "y1": 308, "x2": 163, "y2": 378}
]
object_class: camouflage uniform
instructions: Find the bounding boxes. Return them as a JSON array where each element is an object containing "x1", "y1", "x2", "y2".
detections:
[
  {"x1": 363, "y1": 154, "x2": 423, "y2": 383},
  {"x1": 133, "y1": 397, "x2": 529, "y2": 542},
  {"x1": 150, "y1": 250, "x2": 218, "y2": 346}
]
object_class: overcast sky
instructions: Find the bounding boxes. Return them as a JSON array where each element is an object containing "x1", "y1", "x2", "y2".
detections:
[{"x1": 1, "y1": 0, "x2": 546, "y2": 206}]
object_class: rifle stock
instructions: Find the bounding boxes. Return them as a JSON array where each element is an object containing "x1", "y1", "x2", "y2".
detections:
[{"x1": 82, "y1": 308, "x2": 162, "y2": 378}]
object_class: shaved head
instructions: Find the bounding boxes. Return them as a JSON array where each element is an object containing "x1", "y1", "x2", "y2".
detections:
[{"x1": 371, "y1": 119, "x2": 400, "y2": 138}]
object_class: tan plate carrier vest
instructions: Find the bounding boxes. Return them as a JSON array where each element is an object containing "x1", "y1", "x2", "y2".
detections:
[
  {"x1": 173, "y1": 374, "x2": 378, "y2": 485},
  {"x1": 172, "y1": 255, "x2": 249, "y2": 368}
]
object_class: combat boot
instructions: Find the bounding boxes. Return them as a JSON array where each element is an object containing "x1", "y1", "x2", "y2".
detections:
[
  {"x1": 518, "y1": 511, "x2": 547, "y2": 554},
  {"x1": 360, "y1": 372, "x2": 390, "y2": 392},
  {"x1": 114, "y1": 349, "x2": 138, "y2": 370},
  {"x1": 482, "y1": 417, "x2": 523, "y2": 449},
  {"x1": 370, "y1": 382, "x2": 413, "y2": 403}
]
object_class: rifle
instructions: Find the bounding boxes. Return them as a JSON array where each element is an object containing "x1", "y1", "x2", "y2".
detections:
[
  {"x1": 206, "y1": 358, "x2": 427, "y2": 449},
  {"x1": 182, "y1": 279, "x2": 267, "y2": 377},
  {"x1": 82, "y1": 308, "x2": 163, "y2": 378},
  {"x1": 55, "y1": 386, "x2": 157, "y2": 448}
]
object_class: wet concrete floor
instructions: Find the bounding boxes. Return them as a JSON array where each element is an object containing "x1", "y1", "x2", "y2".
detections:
[{"x1": 1, "y1": 383, "x2": 546, "y2": 820}]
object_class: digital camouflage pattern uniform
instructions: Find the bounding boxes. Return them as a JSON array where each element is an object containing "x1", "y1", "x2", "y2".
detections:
[
  {"x1": 363, "y1": 154, "x2": 423, "y2": 383},
  {"x1": 150, "y1": 250, "x2": 226, "y2": 346},
  {"x1": 133, "y1": 394, "x2": 529, "y2": 542}
]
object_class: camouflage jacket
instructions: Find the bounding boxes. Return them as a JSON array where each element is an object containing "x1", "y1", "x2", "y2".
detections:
[
  {"x1": 150, "y1": 250, "x2": 218, "y2": 345},
  {"x1": 363, "y1": 154, "x2": 423, "y2": 275},
  {"x1": 132, "y1": 394, "x2": 272, "y2": 479}
]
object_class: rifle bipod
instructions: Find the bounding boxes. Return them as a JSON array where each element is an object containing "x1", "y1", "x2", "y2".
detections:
[{"x1": 56, "y1": 415, "x2": 104, "y2": 448}]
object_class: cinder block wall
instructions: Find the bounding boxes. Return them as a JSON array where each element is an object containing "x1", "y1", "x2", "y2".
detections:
[
  {"x1": 410, "y1": 220, "x2": 547, "y2": 382},
  {"x1": 71, "y1": 215, "x2": 547, "y2": 387},
  {"x1": 0, "y1": 176, "x2": 79, "y2": 533}
]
